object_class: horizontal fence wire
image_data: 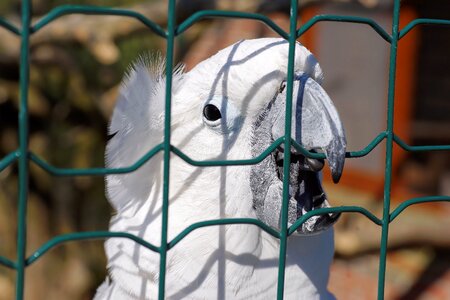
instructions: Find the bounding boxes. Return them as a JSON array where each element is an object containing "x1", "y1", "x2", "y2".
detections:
[
  {"x1": 394, "y1": 134, "x2": 450, "y2": 151},
  {"x1": 288, "y1": 206, "x2": 383, "y2": 235},
  {"x1": 168, "y1": 218, "x2": 281, "y2": 249},
  {"x1": 297, "y1": 14, "x2": 392, "y2": 42},
  {"x1": 31, "y1": 5, "x2": 166, "y2": 37},
  {"x1": 390, "y1": 196, "x2": 450, "y2": 222},
  {"x1": 20, "y1": 133, "x2": 450, "y2": 177},
  {"x1": 175, "y1": 10, "x2": 289, "y2": 39},
  {"x1": 0, "y1": 255, "x2": 16, "y2": 269},
  {"x1": 0, "y1": 0, "x2": 448, "y2": 299},
  {"x1": 25, "y1": 231, "x2": 161, "y2": 266},
  {"x1": 399, "y1": 18, "x2": 450, "y2": 39},
  {"x1": 29, "y1": 144, "x2": 164, "y2": 176},
  {"x1": 0, "y1": 17, "x2": 20, "y2": 34},
  {"x1": 27, "y1": 131, "x2": 388, "y2": 173},
  {"x1": 0, "y1": 151, "x2": 20, "y2": 172}
]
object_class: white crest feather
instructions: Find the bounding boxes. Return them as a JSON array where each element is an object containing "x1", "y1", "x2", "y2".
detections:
[{"x1": 106, "y1": 54, "x2": 184, "y2": 211}]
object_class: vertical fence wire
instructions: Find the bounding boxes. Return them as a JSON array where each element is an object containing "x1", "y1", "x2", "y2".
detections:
[
  {"x1": 0, "y1": 1, "x2": 448, "y2": 299},
  {"x1": 277, "y1": 0, "x2": 298, "y2": 298},
  {"x1": 377, "y1": 1, "x2": 401, "y2": 298},
  {"x1": 158, "y1": 0, "x2": 177, "y2": 298},
  {"x1": 16, "y1": 0, "x2": 32, "y2": 299}
]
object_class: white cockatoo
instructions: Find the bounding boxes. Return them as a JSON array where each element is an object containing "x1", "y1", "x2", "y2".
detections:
[{"x1": 95, "y1": 38, "x2": 346, "y2": 300}]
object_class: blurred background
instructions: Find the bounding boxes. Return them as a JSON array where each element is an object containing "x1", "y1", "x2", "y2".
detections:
[{"x1": 0, "y1": 0, "x2": 449, "y2": 299}]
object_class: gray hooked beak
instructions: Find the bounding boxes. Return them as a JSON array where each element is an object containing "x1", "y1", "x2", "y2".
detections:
[
  {"x1": 250, "y1": 73, "x2": 346, "y2": 235},
  {"x1": 272, "y1": 74, "x2": 346, "y2": 183}
]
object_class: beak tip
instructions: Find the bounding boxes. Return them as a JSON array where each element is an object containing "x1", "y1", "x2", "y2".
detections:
[
  {"x1": 332, "y1": 172, "x2": 341, "y2": 184},
  {"x1": 326, "y1": 136, "x2": 346, "y2": 184},
  {"x1": 330, "y1": 158, "x2": 345, "y2": 184}
]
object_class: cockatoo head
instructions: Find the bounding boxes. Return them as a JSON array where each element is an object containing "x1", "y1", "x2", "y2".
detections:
[{"x1": 106, "y1": 38, "x2": 345, "y2": 236}]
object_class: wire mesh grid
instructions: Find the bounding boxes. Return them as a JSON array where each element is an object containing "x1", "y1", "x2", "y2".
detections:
[{"x1": 0, "y1": 0, "x2": 449, "y2": 299}]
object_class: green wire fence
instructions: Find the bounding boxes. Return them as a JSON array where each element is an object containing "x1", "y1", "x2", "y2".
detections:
[{"x1": 0, "y1": 1, "x2": 449, "y2": 299}]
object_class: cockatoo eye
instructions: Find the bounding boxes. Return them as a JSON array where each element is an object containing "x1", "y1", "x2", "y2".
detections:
[
  {"x1": 203, "y1": 104, "x2": 222, "y2": 121},
  {"x1": 202, "y1": 96, "x2": 241, "y2": 133}
]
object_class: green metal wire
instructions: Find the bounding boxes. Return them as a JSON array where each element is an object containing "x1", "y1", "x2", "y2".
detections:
[
  {"x1": 288, "y1": 206, "x2": 383, "y2": 235},
  {"x1": 377, "y1": 1, "x2": 401, "y2": 298},
  {"x1": 172, "y1": 137, "x2": 284, "y2": 166},
  {"x1": 25, "y1": 231, "x2": 160, "y2": 266},
  {"x1": 276, "y1": 1, "x2": 299, "y2": 297},
  {"x1": 0, "y1": 151, "x2": 20, "y2": 172},
  {"x1": 29, "y1": 144, "x2": 164, "y2": 176},
  {"x1": 297, "y1": 14, "x2": 392, "y2": 43},
  {"x1": 0, "y1": 17, "x2": 20, "y2": 35},
  {"x1": 390, "y1": 196, "x2": 450, "y2": 222},
  {"x1": 0, "y1": 255, "x2": 16, "y2": 269},
  {"x1": 31, "y1": 5, "x2": 166, "y2": 37},
  {"x1": 176, "y1": 10, "x2": 289, "y2": 39},
  {"x1": 0, "y1": 1, "x2": 448, "y2": 299},
  {"x1": 400, "y1": 18, "x2": 450, "y2": 39},
  {"x1": 168, "y1": 218, "x2": 281, "y2": 249},
  {"x1": 394, "y1": 134, "x2": 450, "y2": 152},
  {"x1": 158, "y1": 0, "x2": 176, "y2": 298},
  {"x1": 15, "y1": 0, "x2": 32, "y2": 298},
  {"x1": 28, "y1": 131, "x2": 389, "y2": 175}
]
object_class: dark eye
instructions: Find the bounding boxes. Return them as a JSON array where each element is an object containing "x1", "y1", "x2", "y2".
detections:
[{"x1": 203, "y1": 104, "x2": 222, "y2": 121}]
